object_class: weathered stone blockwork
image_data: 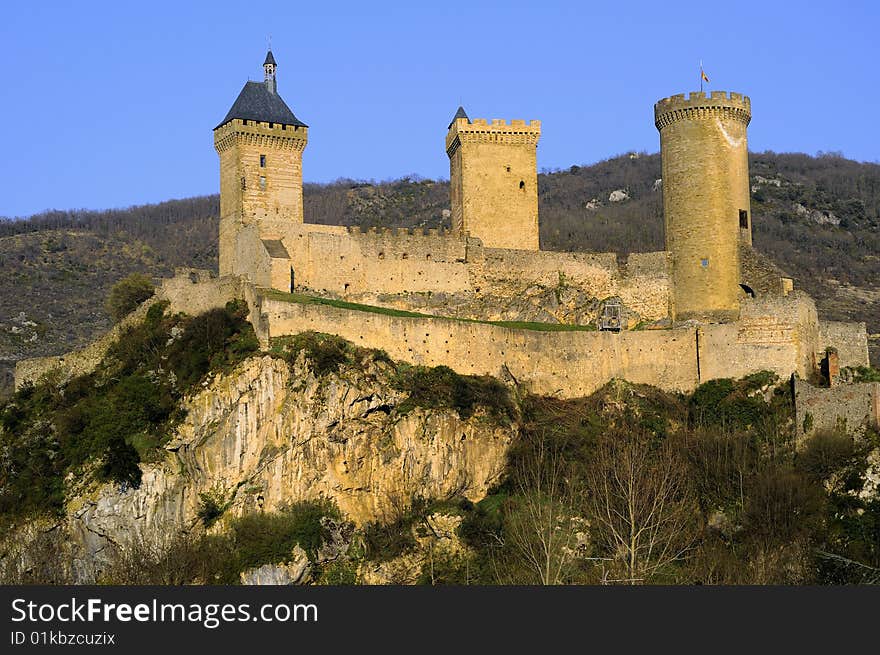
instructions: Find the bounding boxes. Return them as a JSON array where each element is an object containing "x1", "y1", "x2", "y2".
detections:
[
  {"x1": 656, "y1": 91, "x2": 752, "y2": 321},
  {"x1": 447, "y1": 117, "x2": 541, "y2": 250},
  {"x1": 257, "y1": 294, "x2": 698, "y2": 398},
  {"x1": 795, "y1": 377, "x2": 880, "y2": 439},
  {"x1": 820, "y1": 320, "x2": 870, "y2": 368}
]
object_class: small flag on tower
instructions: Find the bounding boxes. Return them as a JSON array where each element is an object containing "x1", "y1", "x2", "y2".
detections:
[
  {"x1": 701, "y1": 69, "x2": 710, "y2": 83},
  {"x1": 700, "y1": 61, "x2": 709, "y2": 91}
]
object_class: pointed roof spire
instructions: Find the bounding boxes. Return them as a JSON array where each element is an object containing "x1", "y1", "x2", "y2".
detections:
[
  {"x1": 448, "y1": 105, "x2": 470, "y2": 129},
  {"x1": 263, "y1": 50, "x2": 277, "y2": 94}
]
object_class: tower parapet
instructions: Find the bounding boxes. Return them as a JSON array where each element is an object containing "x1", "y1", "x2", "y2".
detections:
[
  {"x1": 655, "y1": 90, "x2": 753, "y2": 322},
  {"x1": 446, "y1": 111, "x2": 541, "y2": 251},
  {"x1": 654, "y1": 91, "x2": 751, "y2": 130}
]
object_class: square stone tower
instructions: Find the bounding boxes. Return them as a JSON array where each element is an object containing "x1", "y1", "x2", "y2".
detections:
[
  {"x1": 214, "y1": 50, "x2": 308, "y2": 276},
  {"x1": 446, "y1": 107, "x2": 541, "y2": 250}
]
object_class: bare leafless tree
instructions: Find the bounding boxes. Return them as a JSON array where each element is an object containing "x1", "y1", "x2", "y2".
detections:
[
  {"x1": 585, "y1": 428, "x2": 697, "y2": 584},
  {"x1": 502, "y1": 432, "x2": 585, "y2": 585}
]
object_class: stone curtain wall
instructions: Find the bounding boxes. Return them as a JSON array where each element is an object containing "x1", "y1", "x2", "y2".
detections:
[
  {"x1": 258, "y1": 295, "x2": 700, "y2": 398},
  {"x1": 820, "y1": 320, "x2": 870, "y2": 368},
  {"x1": 697, "y1": 292, "x2": 824, "y2": 382},
  {"x1": 795, "y1": 377, "x2": 880, "y2": 439},
  {"x1": 255, "y1": 223, "x2": 673, "y2": 322},
  {"x1": 16, "y1": 268, "x2": 869, "y2": 401}
]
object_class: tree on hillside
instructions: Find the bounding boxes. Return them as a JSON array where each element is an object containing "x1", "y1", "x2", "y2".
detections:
[
  {"x1": 105, "y1": 273, "x2": 155, "y2": 322},
  {"x1": 502, "y1": 432, "x2": 585, "y2": 585},
  {"x1": 585, "y1": 426, "x2": 697, "y2": 584}
]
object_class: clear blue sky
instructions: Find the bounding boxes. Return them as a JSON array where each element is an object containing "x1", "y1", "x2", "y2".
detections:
[{"x1": 1, "y1": 0, "x2": 878, "y2": 218}]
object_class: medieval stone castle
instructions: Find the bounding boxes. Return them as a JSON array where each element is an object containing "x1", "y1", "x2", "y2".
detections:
[{"x1": 16, "y1": 50, "x2": 878, "y2": 436}]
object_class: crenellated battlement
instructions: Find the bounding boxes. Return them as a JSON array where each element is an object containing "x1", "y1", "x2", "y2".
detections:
[
  {"x1": 214, "y1": 118, "x2": 308, "y2": 153},
  {"x1": 345, "y1": 225, "x2": 454, "y2": 238},
  {"x1": 654, "y1": 91, "x2": 751, "y2": 130},
  {"x1": 446, "y1": 117, "x2": 541, "y2": 154}
]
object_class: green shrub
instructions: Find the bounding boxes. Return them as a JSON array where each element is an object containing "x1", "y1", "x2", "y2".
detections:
[
  {"x1": 98, "y1": 435, "x2": 142, "y2": 488},
  {"x1": 167, "y1": 300, "x2": 259, "y2": 388},
  {"x1": 796, "y1": 431, "x2": 858, "y2": 482},
  {"x1": 105, "y1": 273, "x2": 155, "y2": 322},
  {"x1": 197, "y1": 487, "x2": 230, "y2": 527},
  {"x1": 318, "y1": 559, "x2": 359, "y2": 585},
  {"x1": 688, "y1": 374, "x2": 779, "y2": 432},
  {"x1": 393, "y1": 365, "x2": 515, "y2": 422},
  {"x1": 279, "y1": 332, "x2": 352, "y2": 375},
  {"x1": 231, "y1": 499, "x2": 341, "y2": 566},
  {"x1": 850, "y1": 366, "x2": 880, "y2": 383},
  {"x1": 362, "y1": 515, "x2": 420, "y2": 563},
  {"x1": 0, "y1": 299, "x2": 261, "y2": 523}
]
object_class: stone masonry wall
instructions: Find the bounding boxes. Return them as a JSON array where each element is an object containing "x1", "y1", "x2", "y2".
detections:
[
  {"x1": 257, "y1": 295, "x2": 698, "y2": 398},
  {"x1": 820, "y1": 320, "x2": 870, "y2": 368},
  {"x1": 242, "y1": 222, "x2": 672, "y2": 323},
  {"x1": 697, "y1": 291, "x2": 822, "y2": 382},
  {"x1": 794, "y1": 377, "x2": 880, "y2": 439}
]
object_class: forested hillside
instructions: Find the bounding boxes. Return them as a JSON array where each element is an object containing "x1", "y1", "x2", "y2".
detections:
[{"x1": 1, "y1": 151, "x2": 878, "y2": 396}]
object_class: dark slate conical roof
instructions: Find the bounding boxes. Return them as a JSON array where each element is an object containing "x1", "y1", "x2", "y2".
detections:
[
  {"x1": 264, "y1": 50, "x2": 277, "y2": 66},
  {"x1": 448, "y1": 105, "x2": 470, "y2": 129},
  {"x1": 216, "y1": 81, "x2": 307, "y2": 129}
]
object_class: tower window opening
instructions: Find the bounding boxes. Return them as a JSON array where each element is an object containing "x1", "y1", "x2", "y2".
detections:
[
  {"x1": 269, "y1": 122, "x2": 274, "y2": 128},
  {"x1": 519, "y1": 180, "x2": 525, "y2": 189},
  {"x1": 260, "y1": 155, "x2": 266, "y2": 167},
  {"x1": 739, "y1": 209, "x2": 749, "y2": 229},
  {"x1": 259, "y1": 176, "x2": 266, "y2": 190},
  {"x1": 240, "y1": 177, "x2": 246, "y2": 190},
  {"x1": 506, "y1": 166, "x2": 511, "y2": 172},
  {"x1": 242, "y1": 119, "x2": 248, "y2": 125}
]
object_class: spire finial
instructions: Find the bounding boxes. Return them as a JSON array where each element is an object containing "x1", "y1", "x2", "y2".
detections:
[{"x1": 264, "y1": 46, "x2": 277, "y2": 94}]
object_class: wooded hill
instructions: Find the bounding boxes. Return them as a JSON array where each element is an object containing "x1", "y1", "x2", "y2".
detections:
[{"x1": 1, "y1": 151, "x2": 878, "y2": 396}]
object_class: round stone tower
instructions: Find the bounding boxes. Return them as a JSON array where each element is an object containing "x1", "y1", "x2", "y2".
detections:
[{"x1": 654, "y1": 90, "x2": 752, "y2": 322}]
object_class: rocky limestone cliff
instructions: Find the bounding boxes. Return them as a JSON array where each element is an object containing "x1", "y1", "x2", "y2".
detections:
[{"x1": 7, "y1": 353, "x2": 514, "y2": 583}]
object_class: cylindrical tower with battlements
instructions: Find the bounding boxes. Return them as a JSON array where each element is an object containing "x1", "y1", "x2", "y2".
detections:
[{"x1": 655, "y1": 90, "x2": 752, "y2": 322}]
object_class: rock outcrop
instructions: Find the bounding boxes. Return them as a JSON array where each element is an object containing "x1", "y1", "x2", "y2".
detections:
[{"x1": 8, "y1": 353, "x2": 514, "y2": 582}]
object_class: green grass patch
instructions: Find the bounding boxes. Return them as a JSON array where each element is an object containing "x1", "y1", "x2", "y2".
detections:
[{"x1": 262, "y1": 289, "x2": 598, "y2": 332}]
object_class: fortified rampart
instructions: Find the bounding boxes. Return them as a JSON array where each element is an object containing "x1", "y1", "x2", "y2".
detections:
[
  {"x1": 257, "y1": 294, "x2": 698, "y2": 398},
  {"x1": 15, "y1": 269, "x2": 871, "y2": 410},
  {"x1": 251, "y1": 284, "x2": 849, "y2": 399},
  {"x1": 819, "y1": 320, "x2": 870, "y2": 368},
  {"x1": 696, "y1": 291, "x2": 822, "y2": 382},
  {"x1": 794, "y1": 377, "x2": 880, "y2": 439},
  {"x1": 232, "y1": 221, "x2": 673, "y2": 322}
]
